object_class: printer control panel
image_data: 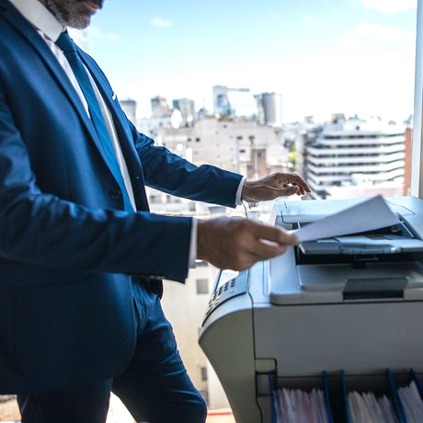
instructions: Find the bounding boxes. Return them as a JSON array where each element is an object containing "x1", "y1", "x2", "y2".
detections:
[{"x1": 203, "y1": 271, "x2": 248, "y2": 323}]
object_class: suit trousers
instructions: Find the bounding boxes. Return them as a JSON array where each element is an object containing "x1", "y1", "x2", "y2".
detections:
[{"x1": 17, "y1": 279, "x2": 207, "y2": 423}]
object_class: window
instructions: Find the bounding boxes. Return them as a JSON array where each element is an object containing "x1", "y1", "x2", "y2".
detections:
[
  {"x1": 196, "y1": 279, "x2": 209, "y2": 295},
  {"x1": 78, "y1": 2, "x2": 422, "y2": 421},
  {"x1": 200, "y1": 366, "x2": 208, "y2": 382},
  {"x1": 412, "y1": 0, "x2": 423, "y2": 196}
]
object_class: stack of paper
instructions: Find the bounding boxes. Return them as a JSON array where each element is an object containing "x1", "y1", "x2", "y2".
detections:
[
  {"x1": 293, "y1": 195, "x2": 399, "y2": 243},
  {"x1": 348, "y1": 391, "x2": 397, "y2": 423},
  {"x1": 398, "y1": 381, "x2": 423, "y2": 422},
  {"x1": 274, "y1": 388, "x2": 329, "y2": 422},
  {"x1": 273, "y1": 379, "x2": 423, "y2": 422},
  {"x1": 348, "y1": 380, "x2": 423, "y2": 423}
]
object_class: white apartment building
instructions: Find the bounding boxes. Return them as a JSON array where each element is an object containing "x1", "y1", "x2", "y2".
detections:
[
  {"x1": 148, "y1": 117, "x2": 290, "y2": 178},
  {"x1": 298, "y1": 116, "x2": 406, "y2": 199}
]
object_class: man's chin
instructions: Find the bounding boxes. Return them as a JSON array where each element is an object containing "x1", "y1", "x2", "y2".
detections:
[{"x1": 62, "y1": 15, "x2": 92, "y2": 29}]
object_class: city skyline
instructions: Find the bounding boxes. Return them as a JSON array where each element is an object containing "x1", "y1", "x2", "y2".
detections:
[{"x1": 86, "y1": 0, "x2": 417, "y2": 123}]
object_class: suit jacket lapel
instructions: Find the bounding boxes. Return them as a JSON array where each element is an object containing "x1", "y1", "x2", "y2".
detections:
[
  {"x1": 1, "y1": 0, "x2": 150, "y2": 211},
  {"x1": 79, "y1": 52, "x2": 150, "y2": 211},
  {"x1": 0, "y1": 0, "x2": 122, "y2": 186}
]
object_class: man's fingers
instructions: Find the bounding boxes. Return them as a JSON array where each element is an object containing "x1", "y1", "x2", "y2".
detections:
[
  {"x1": 242, "y1": 222, "x2": 298, "y2": 260},
  {"x1": 249, "y1": 221, "x2": 299, "y2": 246},
  {"x1": 278, "y1": 173, "x2": 311, "y2": 195},
  {"x1": 248, "y1": 239, "x2": 288, "y2": 260},
  {"x1": 280, "y1": 185, "x2": 300, "y2": 197},
  {"x1": 197, "y1": 217, "x2": 299, "y2": 272}
]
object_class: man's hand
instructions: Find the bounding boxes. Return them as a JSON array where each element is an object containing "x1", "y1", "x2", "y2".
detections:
[
  {"x1": 197, "y1": 217, "x2": 299, "y2": 271},
  {"x1": 242, "y1": 172, "x2": 311, "y2": 204}
]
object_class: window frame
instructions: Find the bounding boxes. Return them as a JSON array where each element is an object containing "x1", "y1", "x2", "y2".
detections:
[{"x1": 412, "y1": 0, "x2": 423, "y2": 198}]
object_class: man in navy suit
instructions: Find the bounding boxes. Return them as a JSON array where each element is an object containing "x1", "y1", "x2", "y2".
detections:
[{"x1": 0, "y1": 0, "x2": 310, "y2": 421}]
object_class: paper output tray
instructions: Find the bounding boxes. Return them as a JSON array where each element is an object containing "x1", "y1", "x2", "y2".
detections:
[
  {"x1": 298, "y1": 261, "x2": 423, "y2": 292},
  {"x1": 298, "y1": 218, "x2": 423, "y2": 256},
  {"x1": 299, "y1": 236, "x2": 423, "y2": 255}
]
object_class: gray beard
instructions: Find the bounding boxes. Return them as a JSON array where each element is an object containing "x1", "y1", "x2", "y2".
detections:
[{"x1": 45, "y1": 0, "x2": 91, "y2": 29}]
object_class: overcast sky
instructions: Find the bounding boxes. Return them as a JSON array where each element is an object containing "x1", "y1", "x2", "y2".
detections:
[{"x1": 86, "y1": 0, "x2": 418, "y2": 122}]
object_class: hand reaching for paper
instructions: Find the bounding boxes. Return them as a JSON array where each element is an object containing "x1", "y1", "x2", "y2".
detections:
[
  {"x1": 241, "y1": 172, "x2": 311, "y2": 204},
  {"x1": 197, "y1": 217, "x2": 299, "y2": 271},
  {"x1": 197, "y1": 172, "x2": 308, "y2": 271}
]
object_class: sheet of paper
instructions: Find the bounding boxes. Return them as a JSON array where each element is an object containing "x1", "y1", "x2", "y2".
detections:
[{"x1": 294, "y1": 195, "x2": 400, "y2": 242}]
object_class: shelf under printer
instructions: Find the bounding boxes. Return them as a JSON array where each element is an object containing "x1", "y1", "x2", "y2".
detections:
[{"x1": 199, "y1": 195, "x2": 423, "y2": 422}]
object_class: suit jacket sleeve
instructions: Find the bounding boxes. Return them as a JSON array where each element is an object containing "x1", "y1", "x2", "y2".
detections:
[
  {"x1": 132, "y1": 127, "x2": 243, "y2": 208},
  {"x1": 0, "y1": 86, "x2": 193, "y2": 282},
  {"x1": 0, "y1": 32, "x2": 243, "y2": 283}
]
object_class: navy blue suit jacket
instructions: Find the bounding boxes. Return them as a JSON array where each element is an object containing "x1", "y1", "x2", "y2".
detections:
[{"x1": 0, "y1": 0, "x2": 242, "y2": 393}]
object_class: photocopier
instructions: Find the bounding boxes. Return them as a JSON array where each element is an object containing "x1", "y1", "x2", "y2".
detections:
[{"x1": 199, "y1": 195, "x2": 423, "y2": 422}]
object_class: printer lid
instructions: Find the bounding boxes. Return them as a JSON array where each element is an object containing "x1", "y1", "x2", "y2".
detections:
[
  {"x1": 278, "y1": 196, "x2": 423, "y2": 255},
  {"x1": 277, "y1": 197, "x2": 415, "y2": 224},
  {"x1": 269, "y1": 196, "x2": 423, "y2": 305}
]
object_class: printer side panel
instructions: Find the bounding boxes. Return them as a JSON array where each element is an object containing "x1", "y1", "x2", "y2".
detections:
[
  {"x1": 254, "y1": 301, "x2": 423, "y2": 377},
  {"x1": 199, "y1": 295, "x2": 262, "y2": 422}
]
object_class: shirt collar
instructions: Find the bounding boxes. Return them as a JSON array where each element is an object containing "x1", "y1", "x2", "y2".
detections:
[{"x1": 8, "y1": 0, "x2": 65, "y2": 41}]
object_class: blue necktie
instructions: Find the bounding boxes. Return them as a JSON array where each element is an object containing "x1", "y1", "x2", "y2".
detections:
[{"x1": 56, "y1": 31, "x2": 133, "y2": 211}]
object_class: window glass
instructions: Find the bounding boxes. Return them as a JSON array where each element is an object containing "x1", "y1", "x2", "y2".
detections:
[{"x1": 51, "y1": 1, "x2": 420, "y2": 422}]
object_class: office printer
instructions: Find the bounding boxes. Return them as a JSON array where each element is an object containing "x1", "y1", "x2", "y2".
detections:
[{"x1": 199, "y1": 196, "x2": 423, "y2": 422}]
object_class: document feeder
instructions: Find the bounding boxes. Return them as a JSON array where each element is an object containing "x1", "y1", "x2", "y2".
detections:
[{"x1": 199, "y1": 196, "x2": 423, "y2": 422}]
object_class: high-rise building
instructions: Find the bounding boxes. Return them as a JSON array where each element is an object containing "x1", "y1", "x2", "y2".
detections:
[
  {"x1": 173, "y1": 98, "x2": 196, "y2": 128},
  {"x1": 119, "y1": 99, "x2": 137, "y2": 124},
  {"x1": 212, "y1": 85, "x2": 257, "y2": 120},
  {"x1": 299, "y1": 115, "x2": 406, "y2": 199},
  {"x1": 150, "y1": 96, "x2": 171, "y2": 118},
  {"x1": 256, "y1": 92, "x2": 283, "y2": 127}
]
